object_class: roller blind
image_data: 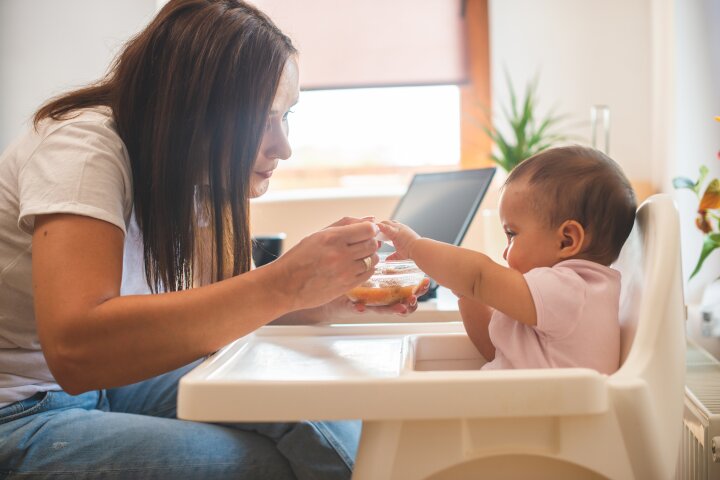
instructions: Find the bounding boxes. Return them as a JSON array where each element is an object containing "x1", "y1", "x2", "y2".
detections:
[{"x1": 252, "y1": 0, "x2": 469, "y2": 90}]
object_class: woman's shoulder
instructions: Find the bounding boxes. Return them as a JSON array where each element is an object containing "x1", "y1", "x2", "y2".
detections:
[
  {"x1": 8, "y1": 106, "x2": 135, "y2": 236},
  {"x1": 29, "y1": 106, "x2": 129, "y2": 169},
  {"x1": 2, "y1": 107, "x2": 125, "y2": 174},
  {"x1": 37, "y1": 106, "x2": 119, "y2": 140}
]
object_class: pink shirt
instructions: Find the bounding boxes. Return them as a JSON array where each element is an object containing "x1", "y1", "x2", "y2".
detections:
[{"x1": 482, "y1": 259, "x2": 621, "y2": 375}]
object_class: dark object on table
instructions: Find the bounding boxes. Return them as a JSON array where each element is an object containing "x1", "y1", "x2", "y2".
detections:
[{"x1": 252, "y1": 234, "x2": 286, "y2": 267}]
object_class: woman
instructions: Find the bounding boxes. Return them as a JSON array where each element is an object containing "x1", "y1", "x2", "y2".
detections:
[{"x1": 0, "y1": 1, "x2": 421, "y2": 478}]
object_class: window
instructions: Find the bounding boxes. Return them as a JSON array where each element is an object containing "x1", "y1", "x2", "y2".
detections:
[
  {"x1": 273, "y1": 85, "x2": 461, "y2": 190},
  {"x1": 253, "y1": 0, "x2": 491, "y2": 190}
]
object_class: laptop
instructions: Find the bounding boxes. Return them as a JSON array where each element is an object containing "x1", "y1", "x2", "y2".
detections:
[{"x1": 381, "y1": 167, "x2": 496, "y2": 299}]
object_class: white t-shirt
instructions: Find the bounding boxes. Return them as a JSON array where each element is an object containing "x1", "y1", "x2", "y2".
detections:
[{"x1": 0, "y1": 107, "x2": 150, "y2": 407}]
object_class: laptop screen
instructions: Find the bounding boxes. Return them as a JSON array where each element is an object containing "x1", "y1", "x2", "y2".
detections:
[{"x1": 381, "y1": 167, "x2": 496, "y2": 252}]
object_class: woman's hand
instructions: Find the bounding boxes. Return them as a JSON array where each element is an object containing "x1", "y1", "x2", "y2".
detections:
[
  {"x1": 272, "y1": 274, "x2": 432, "y2": 324},
  {"x1": 269, "y1": 217, "x2": 380, "y2": 311},
  {"x1": 326, "y1": 278, "x2": 430, "y2": 321}
]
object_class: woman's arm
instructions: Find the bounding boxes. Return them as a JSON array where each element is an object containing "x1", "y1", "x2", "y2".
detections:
[{"x1": 33, "y1": 213, "x2": 379, "y2": 394}]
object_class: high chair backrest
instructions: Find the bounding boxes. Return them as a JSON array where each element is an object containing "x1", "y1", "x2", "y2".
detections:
[
  {"x1": 614, "y1": 210, "x2": 645, "y2": 366},
  {"x1": 610, "y1": 194, "x2": 685, "y2": 476},
  {"x1": 613, "y1": 194, "x2": 684, "y2": 372}
]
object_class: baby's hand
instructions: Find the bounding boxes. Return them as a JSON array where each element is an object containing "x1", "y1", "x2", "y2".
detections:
[{"x1": 377, "y1": 221, "x2": 420, "y2": 259}]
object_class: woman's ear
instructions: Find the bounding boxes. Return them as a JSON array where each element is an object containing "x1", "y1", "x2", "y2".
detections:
[{"x1": 557, "y1": 220, "x2": 585, "y2": 259}]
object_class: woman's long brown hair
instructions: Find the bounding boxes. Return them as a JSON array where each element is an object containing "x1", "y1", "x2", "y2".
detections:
[{"x1": 34, "y1": 0, "x2": 296, "y2": 292}]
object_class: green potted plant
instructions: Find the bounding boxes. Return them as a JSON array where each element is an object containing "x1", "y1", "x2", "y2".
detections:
[
  {"x1": 672, "y1": 116, "x2": 720, "y2": 280},
  {"x1": 482, "y1": 75, "x2": 572, "y2": 172}
]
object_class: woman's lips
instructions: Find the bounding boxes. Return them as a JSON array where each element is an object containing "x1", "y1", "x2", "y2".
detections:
[{"x1": 255, "y1": 169, "x2": 274, "y2": 179}]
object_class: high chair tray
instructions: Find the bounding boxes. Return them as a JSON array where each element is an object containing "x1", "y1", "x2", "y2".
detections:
[{"x1": 177, "y1": 323, "x2": 608, "y2": 423}]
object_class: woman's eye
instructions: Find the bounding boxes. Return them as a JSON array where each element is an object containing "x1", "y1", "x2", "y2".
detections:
[{"x1": 282, "y1": 109, "x2": 295, "y2": 122}]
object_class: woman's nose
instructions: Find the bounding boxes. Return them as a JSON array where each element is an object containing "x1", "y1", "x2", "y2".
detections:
[
  {"x1": 265, "y1": 122, "x2": 292, "y2": 161},
  {"x1": 274, "y1": 131, "x2": 292, "y2": 161}
]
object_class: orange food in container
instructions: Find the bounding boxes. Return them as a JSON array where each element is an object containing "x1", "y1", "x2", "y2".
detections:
[{"x1": 346, "y1": 259, "x2": 426, "y2": 306}]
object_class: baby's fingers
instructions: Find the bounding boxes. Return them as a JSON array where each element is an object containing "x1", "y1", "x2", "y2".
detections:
[{"x1": 377, "y1": 221, "x2": 400, "y2": 238}]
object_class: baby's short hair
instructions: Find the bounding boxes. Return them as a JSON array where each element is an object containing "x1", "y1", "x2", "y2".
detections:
[{"x1": 504, "y1": 145, "x2": 637, "y2": 265}]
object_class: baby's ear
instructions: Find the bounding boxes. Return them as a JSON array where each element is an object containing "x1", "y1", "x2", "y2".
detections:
[{"x1": 558, "y1": 220, "x2": 585, "y2": 258}]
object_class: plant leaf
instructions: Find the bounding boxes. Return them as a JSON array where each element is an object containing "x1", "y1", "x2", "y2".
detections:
[
  {"x1": 505, "y1": 70, "x2": 519, "y2": 120},
  {"x1": 689, "y1": 234, "x2": 720, "y2": 279},
  {"x1": 673, "y1": 176, "x2": 697, "y2": 190},
  {"x1": 479, "y1": 72, "x2": 574, "y2": 171},
  {"x1": 699, "y1": 178, "x2": 720, "y2": 210},
  {"x1": 489, "y1": 128, "x2": 517, "y2": 171},
  {"x1": 515, "y1": 84, "x2": 534, "y2": 149},
  {"x1": 696, "y1": 165, "x2": 709, "y2": 194}
]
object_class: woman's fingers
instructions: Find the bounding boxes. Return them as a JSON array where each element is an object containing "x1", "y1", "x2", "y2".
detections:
[
  {"x1": 274, "y1": 220, "x2": 382, "y2": 310},
  {"x1": 355, "y1": 253, "x2": 379, "y2": 276},
  {"x1": 325, "y1": 221, "x2": 379, "y2": 245},
  {"x1": 346, "y1": 238, "x2": 380, "y2": 260},
  {"x1": 327, "y1": 216, "x2": 376, "y2": 228},
  {"x1": 353, "y1": 296, "x2": 418, "y2": 316}
]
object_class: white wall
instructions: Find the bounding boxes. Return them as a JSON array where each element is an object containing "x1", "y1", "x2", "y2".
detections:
[
  {"x1": 488, "y1": 0, "x2": 654, "y2": 183},
  {"x1": 0, "y1": 0, "x2": 156, "y2": 150},
  {"x1": 672, "y1": 0, "x2": 720, "y2": 303}
]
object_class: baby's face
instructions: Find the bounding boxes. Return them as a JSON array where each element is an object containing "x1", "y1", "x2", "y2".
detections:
[{"x1": 498, "y1": 181, "x2": 564, "y2": 273}]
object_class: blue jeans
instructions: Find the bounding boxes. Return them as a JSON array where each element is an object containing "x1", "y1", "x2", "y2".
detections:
[{"x1": 0, "y1": 361, "x2": 360, "y2": 479}]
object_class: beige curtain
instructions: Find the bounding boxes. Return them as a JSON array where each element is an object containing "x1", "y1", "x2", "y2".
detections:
[{"x1": 252, "y1": 0, "x2": 469, "y2": 90}]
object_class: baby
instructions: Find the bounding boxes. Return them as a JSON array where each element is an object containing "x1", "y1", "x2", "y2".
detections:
[{"x1": 379, "y1": 146, "x2": 637, "y2": 374}]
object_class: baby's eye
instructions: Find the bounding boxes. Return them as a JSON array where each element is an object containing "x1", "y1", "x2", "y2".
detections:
[{"x1": 505, "y1": 230, "x2": 516, "y2": 239}]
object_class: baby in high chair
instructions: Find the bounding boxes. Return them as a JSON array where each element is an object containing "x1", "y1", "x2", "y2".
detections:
[{"x1": 379, "y1": 145, "x2": 637, "y2": 374}]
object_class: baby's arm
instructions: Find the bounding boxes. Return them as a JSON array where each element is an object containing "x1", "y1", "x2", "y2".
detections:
[
  {"x1": 458, "y1": 296, "x2": 495, "y2": 361},
  {"x1": 378, "y1": 221, "x2": 537, "y2": 326}
]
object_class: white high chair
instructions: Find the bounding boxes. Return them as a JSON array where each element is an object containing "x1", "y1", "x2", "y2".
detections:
[{"x1": 178, "y1": 194, "x2": 686, "y2": 480}]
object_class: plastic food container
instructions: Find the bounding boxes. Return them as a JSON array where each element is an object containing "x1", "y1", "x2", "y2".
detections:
[{"x1": 346, "y1": 259, "x2": 426, "y2": 306}]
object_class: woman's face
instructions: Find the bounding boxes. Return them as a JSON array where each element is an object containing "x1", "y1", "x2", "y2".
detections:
[{"x1": 250, "y1": 57, "x2": 300, "y2": 198}]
